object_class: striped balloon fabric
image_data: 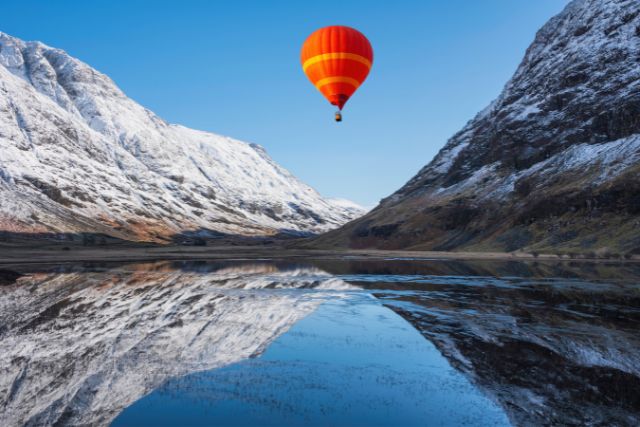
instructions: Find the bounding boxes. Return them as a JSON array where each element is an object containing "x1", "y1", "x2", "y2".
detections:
[{"x1": 301, "y1": 26, "x2": 373, "y2": 112}]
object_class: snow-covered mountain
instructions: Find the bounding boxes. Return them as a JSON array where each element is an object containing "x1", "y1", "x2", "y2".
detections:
[
  {"x1": 316, "y1": 0, "x2": 640, "y2": 254},
  {"x1": 0, "y1": 32, "x2": 364, "y2": 241},
  {"x1": 0, "y1": 263, "x2": 356, "y2": 426}
]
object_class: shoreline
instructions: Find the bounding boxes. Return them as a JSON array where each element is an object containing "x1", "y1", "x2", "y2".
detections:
[{"x1": 1, "y1": 245, "x2": 638, "y2": 266}]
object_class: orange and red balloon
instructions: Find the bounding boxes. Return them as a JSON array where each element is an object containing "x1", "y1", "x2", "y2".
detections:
[{"x1": 301, "y1": 26, "x2": 373, "y2": 113}]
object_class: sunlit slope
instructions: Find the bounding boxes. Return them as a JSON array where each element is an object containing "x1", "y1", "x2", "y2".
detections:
[{"x1": 0, "y1": 33, "x2": 364, "y2": 241}]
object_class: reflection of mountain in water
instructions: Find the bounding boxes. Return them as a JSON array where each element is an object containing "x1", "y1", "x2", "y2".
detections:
[
  {"x1": 377, "y1": 277, "x2": 640, "y2": 426},
  {"x1": 0, "y1": 263, "x2": 355, "y2": 427},
  {"x1": 2, "y1": 258, "x2": 639, "y2": 426}
]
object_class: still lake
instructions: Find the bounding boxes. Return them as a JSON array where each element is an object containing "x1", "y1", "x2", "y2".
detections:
[{"x1": 1, "y1": 258, "x2": 639, "y2": 426}]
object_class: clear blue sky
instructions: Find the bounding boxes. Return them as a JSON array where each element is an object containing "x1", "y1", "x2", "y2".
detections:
[{"x1": 3, "y1": 0, "x2": 568, "y2": 207}]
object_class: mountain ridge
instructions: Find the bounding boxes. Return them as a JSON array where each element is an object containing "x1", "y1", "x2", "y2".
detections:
[{"x1": 0, "y1": 32, "x2": 364, "y2": 242}]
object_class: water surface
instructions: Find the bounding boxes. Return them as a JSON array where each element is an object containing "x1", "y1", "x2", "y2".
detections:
[{"x1": 0, "y1": 258, "x2": 638, "y2": 426}]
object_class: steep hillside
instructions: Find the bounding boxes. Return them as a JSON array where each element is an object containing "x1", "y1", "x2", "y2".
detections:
[
  {"x1": 0, "y1": 33, "x2": 363, "y2": 242},
  {"x1": 315, "y1": 0, "x2": 640, "y2": 254}
]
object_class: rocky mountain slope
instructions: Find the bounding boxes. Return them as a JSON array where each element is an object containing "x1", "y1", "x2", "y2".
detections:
[
  {"x1": 0, "y1": 32, "x2": 363, "y2": 242},
  {"x1": 315, "y1": 0, "x2": 640, "y2": 254}
]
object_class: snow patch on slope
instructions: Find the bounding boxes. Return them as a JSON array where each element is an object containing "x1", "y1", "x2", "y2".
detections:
[{"x1": 432, "y1": 135, "x2": 640, "y2": 201}]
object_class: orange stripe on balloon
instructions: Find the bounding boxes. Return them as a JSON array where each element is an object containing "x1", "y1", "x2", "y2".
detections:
[
  {"x1": 302, "y1": 52, "x2": 372, "y2": 72},
  {"x1": 314, "y1": 76, "x2": 361, "y2": 90}
]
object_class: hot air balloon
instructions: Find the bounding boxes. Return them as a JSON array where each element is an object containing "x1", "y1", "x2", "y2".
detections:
[{"x1": 301, "y1": 25, "x2": 373, "y2": 122}]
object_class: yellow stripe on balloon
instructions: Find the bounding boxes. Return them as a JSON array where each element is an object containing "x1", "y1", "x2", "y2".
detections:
[
  {"x1": 314, "y1": 76, "x2": 361, "y2": 90},
  {"x1": 303, "y1": 52, "x2": 372, "y2": 72}
]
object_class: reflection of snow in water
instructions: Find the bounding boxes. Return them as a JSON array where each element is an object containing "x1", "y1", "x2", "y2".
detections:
[
  {"x1": 115, "y1": 298, "x2": 509, "y2": 427},
  {"x1": 0, "y1": 264, "x2": 357, "y2": 427},
  {"x1": 2, "y1": 261, "x2": 639, "y2": 426}
]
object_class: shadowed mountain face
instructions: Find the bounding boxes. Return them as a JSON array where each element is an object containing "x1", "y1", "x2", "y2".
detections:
[
  {"x1": 316, "y1": 0, "x2": 640, "y2": 254},
  {"x1": 0, "y1": 263, "x2": 355, "y2": 427},
  {"x1": 0, "y1": 33, "x2": 364, "y2": 242}
]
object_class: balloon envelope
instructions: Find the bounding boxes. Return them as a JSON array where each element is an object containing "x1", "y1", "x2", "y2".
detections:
[{"x1": 301, "y1": 26, "x2": 373, "y2": 110}]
